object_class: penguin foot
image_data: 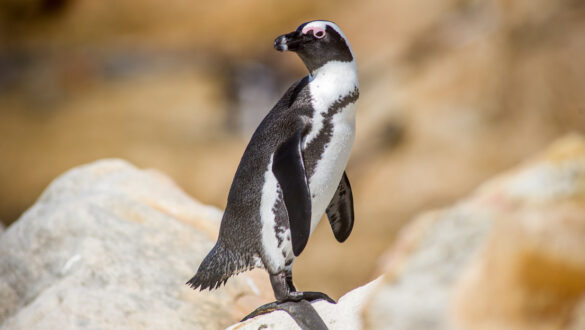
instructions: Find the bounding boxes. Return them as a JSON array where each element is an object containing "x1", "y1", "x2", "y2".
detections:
[
  {"x1": 241, "y1": 301, "x2": 280, "y2": 322},
  {"x1": 287, "y1": 291, "x2": 336, "y2": 304},
  {"x1": 240, "y1": 291, "x2": 336, "y2": 322}
]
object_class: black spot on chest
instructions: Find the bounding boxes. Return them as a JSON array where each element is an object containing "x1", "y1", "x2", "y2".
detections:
[{"x1": 302, "y1": 88, "x2": 359, "y2": 179}]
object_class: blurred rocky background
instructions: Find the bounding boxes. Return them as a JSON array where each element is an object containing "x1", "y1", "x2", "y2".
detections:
[{"x1": 1, "y1": 0, "x2": 585, "y2": 306}]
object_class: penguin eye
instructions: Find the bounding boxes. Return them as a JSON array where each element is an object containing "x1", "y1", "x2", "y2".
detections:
[
  {"x1": 314, "y1": 30, "x2": 325, "y2": 39},
  {"x1": 301, "y1": 26, "x2": 326, "y2": 39}
]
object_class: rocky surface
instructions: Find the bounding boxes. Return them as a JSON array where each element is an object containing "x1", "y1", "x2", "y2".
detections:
[
  {"x1": 0, "y1": 159, "x2": 272, "y2": 330},
  {"x1": 364, "y1": 134, "x2": 585, "y2": 330},
  {"x1": 451, "y1": 135, "x2": 585, "y2": 330}
]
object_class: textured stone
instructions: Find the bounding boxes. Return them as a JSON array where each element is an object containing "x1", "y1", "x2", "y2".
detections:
[
  {"x1": 363, "y1": 134, "x2": 585, "y2": 330},
  {"x1": 0, "y1": 159, "x2": 272, "y2": 330},
  {"x1": 451, "y1": 134, "x2": 585, "y2": 330},
  {"x1": 364, "y1": 204, "x2": 493, "y2": 330}
]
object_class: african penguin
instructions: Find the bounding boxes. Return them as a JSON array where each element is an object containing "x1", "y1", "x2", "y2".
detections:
[{"x1": 187, "y1": 20, "x2": 359, "y2": 314}]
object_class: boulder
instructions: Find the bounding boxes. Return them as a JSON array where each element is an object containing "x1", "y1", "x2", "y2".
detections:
[
  {"x1": 364, "y1": 134, "x2": 585, "y2": 330},
  {"x1": 451, "y1": 134, "x2": 585, "y2": 330},
  {"x1": 0, "y1": 159, "x2": 272, "y2": 330}
]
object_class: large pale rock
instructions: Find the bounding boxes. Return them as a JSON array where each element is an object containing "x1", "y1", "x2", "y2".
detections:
[
  {"x1": 364, "y1": 203, "x2": 493, "y2": 329},
  {"x1": 0, "y1": 159, "x2": 271, "y2": 330},
  {"x1": 451, "y1": 135, "x2": 585, "y2": 330},
  {"x1": 364, "y1": 134, "x2": 585, "y2": 330}
]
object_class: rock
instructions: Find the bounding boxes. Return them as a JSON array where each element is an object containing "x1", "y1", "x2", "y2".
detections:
[
  {"x1": 363, "y1": 134, "x2": 585, "y2": 330},
  {"x1": 364, "y1": 202, "x2": 493, "y2": 330},
  {"x1": 229, "y1": 277, "x2": 383, "y2": 330},
  {"x1": 451, "y1": 134, "x2": 585, "y2": 330},
  {"x1": 0, "y1": 159, "x2": 272, "y2": 330}
]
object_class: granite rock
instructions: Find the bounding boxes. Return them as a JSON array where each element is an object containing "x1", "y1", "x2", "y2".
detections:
[
  {"x1": 0, "y1": 159, "x2": 272, "y2": 330},
  {"x1": 365, "y1": 134, "x2": 585, "y2": 330}
]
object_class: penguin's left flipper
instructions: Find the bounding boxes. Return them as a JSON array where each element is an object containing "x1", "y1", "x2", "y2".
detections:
[
  {"x1": 326, "y1": 171, "x2": 354, "y2": 242},
  {"x1": 273, "y1": 129, "x2": 312, "y2": 257}
]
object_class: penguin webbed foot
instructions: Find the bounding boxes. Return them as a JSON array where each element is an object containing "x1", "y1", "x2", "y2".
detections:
[
  {"x1": 240, "y1": 271, "x2": 336, "y2": 322},
  {"x1": 286, "y1": 290, "x2": 336, "y2": 304},
  {"x1": 269, "y1": 271, "x2": 336, "y2": 304},
  {"x1": 241, "y1": 301, "x2": 280, "y2": 322}
]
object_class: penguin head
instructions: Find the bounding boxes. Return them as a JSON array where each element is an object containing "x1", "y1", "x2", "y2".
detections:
[{"x1": 274, "y1": 20, "x2": 354, "y2": 73}]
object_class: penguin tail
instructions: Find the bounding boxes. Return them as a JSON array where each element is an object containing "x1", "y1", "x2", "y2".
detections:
[{"x1": 186, "y1": 241, "x2": 243, "y2": 291}]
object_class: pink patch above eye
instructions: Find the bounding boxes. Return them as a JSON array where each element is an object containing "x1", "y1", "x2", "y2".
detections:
[{"x1": 302, "y1": 26, "x2": 326, "y2": 39}]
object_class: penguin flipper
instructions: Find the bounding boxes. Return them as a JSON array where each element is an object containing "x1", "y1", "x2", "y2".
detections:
[
  {"x1": 272, "y1": 129, "x2": 312, "y2": 257},
  {"x1": 326, "y1": 171, "x2": 354, "y2": 242}
]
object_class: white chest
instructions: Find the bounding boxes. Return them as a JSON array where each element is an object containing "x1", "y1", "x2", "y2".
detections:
[
  {"x1": 305, "y1": 60, "x2": 359, "y2": 233},
  {"x1": 306, "y1": 102, "x2": 356, "y2": 233},
  {"x1": 257, "y1": 60, "x2": 358, "y2": 273}
]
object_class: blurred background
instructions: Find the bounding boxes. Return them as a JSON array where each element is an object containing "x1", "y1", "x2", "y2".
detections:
[{"x1": 1, "y1": 0, "x2": 584, "y2": 299}]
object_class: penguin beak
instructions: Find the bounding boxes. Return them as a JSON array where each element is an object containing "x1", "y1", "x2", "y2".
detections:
[{"x1": 274, "y1": 31, "x2": 303, "y2": 52}]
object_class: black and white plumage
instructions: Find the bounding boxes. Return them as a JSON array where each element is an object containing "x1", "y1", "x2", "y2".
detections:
[{"x1": 187, "y1": 20, "x2": 359, "y2": 308}]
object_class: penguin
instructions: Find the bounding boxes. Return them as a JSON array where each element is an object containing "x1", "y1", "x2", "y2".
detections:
[{"x1": 187, "y1": 20, "x2": 359, "y2": 315}]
